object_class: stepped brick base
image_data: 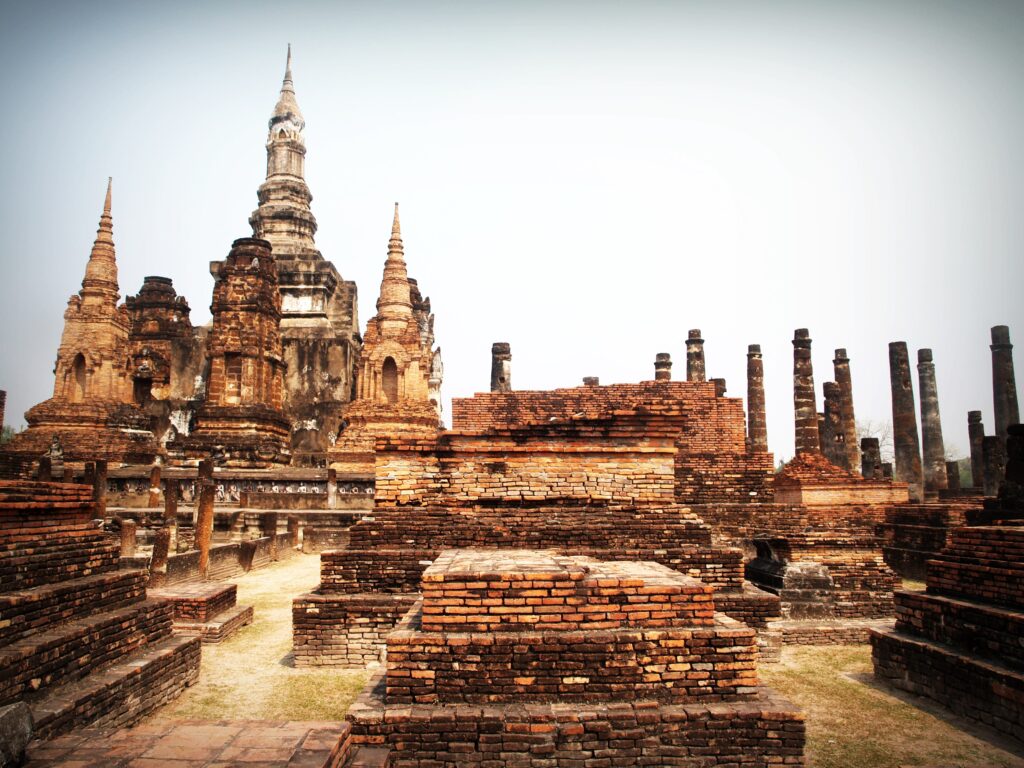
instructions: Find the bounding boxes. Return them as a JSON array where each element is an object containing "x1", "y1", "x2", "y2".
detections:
[
  {"x1": 878, "y1": 502, "x2": 981, "y2": 580},
  {"x1": 872, "y1": 628, "x2": 1023, "y2": 743},
  {"x1": 349, "y1": 672, "x2": 804, "y2": 767},
  {"x1": 148, "y1": 581, "x2": 255, "y2": 644},
  {"x1": 293, "y1": 593, "x2": 418, "y2": 668},
  {"x1": 26, "y1": 719, "x2": 360, "y2": 767}
]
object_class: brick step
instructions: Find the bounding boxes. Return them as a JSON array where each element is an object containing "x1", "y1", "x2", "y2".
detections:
[
  {"x1": 26, "y1": 633, "x2": 201, "y2": 739},
  {"x1": 871, "y1": 627, "x2": 1024, "y2": 744},
  {"x1": 926, "y1": 557, "x2": 1024, "y2": 610},
  {"x1": 174, "y1": 603, "x2": 254, "y2": 644},
  {"x1": 895, "y1": 590, "x2": 1024, "y2": 671},
  {"x1": 0, "y1": 568, "x2": 148, "y2": 644},
  {"x1": 777, "y1": 617, "x2": 894, "y2": 646},
  {"x1": 0, "y1": 597, "x2": 173, "y2": 703},
  {"x1": 0, "y1": 535, "x2": 119, "y2": 591}
]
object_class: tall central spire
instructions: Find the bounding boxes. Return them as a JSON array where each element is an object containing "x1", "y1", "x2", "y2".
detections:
[
  {"x1": 376, "y1": 203, "x2": 413, "y2": 326},
  {"x1": 249, "y1": 45, "x2": 318, "y2": 260}
]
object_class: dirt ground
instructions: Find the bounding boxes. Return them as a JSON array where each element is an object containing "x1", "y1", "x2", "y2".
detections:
[{"x1": 147, "y1": 555, "x2": 1024, "y2": 767}]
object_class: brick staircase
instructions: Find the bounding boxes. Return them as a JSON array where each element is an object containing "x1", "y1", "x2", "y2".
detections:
[
  {"x1": 148, "y1": 581, "x2": 253, "y2": 643},
  {"x1": 0, "y1": 480, "x2": 201, "y2": 739}
]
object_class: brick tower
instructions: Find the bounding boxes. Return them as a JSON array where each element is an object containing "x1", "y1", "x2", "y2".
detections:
[
  {"x1": 327, "y1": 204, "x2": 442, "y2": 473},
  {"x1": 168, "y1": 237, "x2": 290, "y2": 467},
  {"x1": 2, "y1": 180, "x2": 160, "y2": 465}
]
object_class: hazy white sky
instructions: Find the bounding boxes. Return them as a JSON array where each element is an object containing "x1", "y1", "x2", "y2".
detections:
[{"x1": 1, "y1": 0, "x2": 1021, "y2": 461}]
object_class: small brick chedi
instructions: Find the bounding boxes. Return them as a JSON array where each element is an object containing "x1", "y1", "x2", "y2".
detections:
[
  {"x1": 327, "y1": 205, "x2": 443, "y2": 474},
  {"x1": 872, "y1": 423, "x2": 1024, "y2": 745},
  {"x1": 347, "y1": 549, "x2": 804, "y2": 766},
  {"x1": 0, "y1": 479, "x2": 199, "y2": 737},
  {"x1": 3, "y1": 181, "x2": 162, "y2": 465},
  {"x1": 167, "y1": 237, "x2": 291, "y2": 467}
]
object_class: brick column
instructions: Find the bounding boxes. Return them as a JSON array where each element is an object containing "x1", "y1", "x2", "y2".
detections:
[
  {"x1": 792, "y1": 329, "x2": 820, "y2": 455},
  {"x1": 147, "y1": 465, "x2": 162, "y2": 508},
  {"x1": 821, "y1": 382, "x2": 844, "y2": 467},
  {"x1": 990, "y1": 325, "x2": 1020, "y2": 440},
  {"x1": 968, "y1": 411, "x2": 985, "y2": 489},
  {"x1": 982, "y1": 435, "x2": 1006, "y2": 497},
  {"x1": 120, "y1": 519, "x2": 137, "y2": 558},
  {"x1": 490, "y1": 342, "x2": 512, "y2": 393},
  {"x1": 945, "y1": 461, "x2": 961, "y2": 492},
  {"x1": 654, "y1": 353, "x2": 672, "y2": 381},
  {"x1": 262, "y1": 512, "x2": 279, "y2": 560},
  {"x1": 685, "y1": 330, "x2": 706, "y2": 382},
  {"x1": 711, "y1": 378, "x2": 727, "y2": 397},
  {"x1": 860, "y1": 437, "x2": 881, "y2": 479},
  {"x1": 37, "y1": 457, "x2": 52, "y2": 482},
  {"x1": 196, "y1": 480, "x2": 215, "y2": 579},
  {"x1": 288, "y1": 515, "x2": 300, "y2": 550},
  {"x1": 917, "y1": 349, "x2": 947, "y2": 492},
  {"x1": 746, "y1": 345, "x2": 768, "y2": 452},
  {"x1": 882, "y1": 462, "x2": 894, "y2": 480},
  {"x1": 889, "y1": 341, "x2": 924, "y2": 502},
  {"x1": 0, "y1": 389, "x2": 5, "y2": 432},
  {"x1": 833, "y1": 349, "x2": 860, "y2": 472},
  {"x1": 327, "y1": 467, "x2": 337, "y2": 509},
  {"x1": 93, "y1": 460, "x2": 108, "y2": 517},
  {"x1": 151, "y1": 527, "x2": 171, "y2": 581},
  {"x1": 164, "y1": 478, "x2": 179, "y2": 551}
]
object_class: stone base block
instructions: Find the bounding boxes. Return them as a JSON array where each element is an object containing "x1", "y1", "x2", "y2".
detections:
[
  {"x1": 871, "y1": 627, "x2": 1024, "y2": 745},
  {"x1": 348, "y1": 671, "x2": 805, "y2": 767}
]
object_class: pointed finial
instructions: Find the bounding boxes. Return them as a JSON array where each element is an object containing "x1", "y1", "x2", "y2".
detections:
[
  {"x1": 104, "y1": 177, "x2": 112, "y2": 215},
  {"x1": 387, "y1": 202, "x2": 404, "y2": 259},
  {"x1": 282, "y1": 44, "x2": 294, "y2": 91},
  {"x1": 392, "y1": 202, "x2": 401, "y2": 235}
]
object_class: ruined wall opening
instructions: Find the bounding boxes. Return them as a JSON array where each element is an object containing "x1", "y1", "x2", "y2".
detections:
[
  {"x1": 133, "y1": 377, "x2": 153, "y2": 405},
  {"x1": 382, "y1": 357, "x2": 398, "y2": 404}
]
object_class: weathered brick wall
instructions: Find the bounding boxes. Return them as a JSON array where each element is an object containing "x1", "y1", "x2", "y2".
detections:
[
  {"x1": 292, "y1": 593, "x2": 417, "y2": 668},
  {"x1": 320, "y1": 548, "x2": 437, "y2": 594},
  {"x1": 926, "y1": 526, "x2": 1024, "y2": 608}
]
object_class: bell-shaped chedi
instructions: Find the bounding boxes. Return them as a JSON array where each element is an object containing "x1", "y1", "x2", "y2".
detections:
[
  {"x1": 167, "y1": 238, "x2": 291, "y2": 467},
  {"x1": 249, "y1": 46, "x2": 361, "y2": 458},
  {"x1": 328, "y1": 204, "x2": 443, "y2": 474},
  {"x1": 2, "y1": 180, "x2": 160, "y2": 466}
]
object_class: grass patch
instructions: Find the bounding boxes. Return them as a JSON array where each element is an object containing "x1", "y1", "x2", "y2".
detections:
[{"x1": 761, "y1": 646, "x2": 1024, "y2": 768}]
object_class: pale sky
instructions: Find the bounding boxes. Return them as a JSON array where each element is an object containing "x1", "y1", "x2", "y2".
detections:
[{"x1": 1, "y1": 0, "x2": 1021, "y2": 462}]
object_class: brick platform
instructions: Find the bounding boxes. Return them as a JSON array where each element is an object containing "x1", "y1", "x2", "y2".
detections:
[
  {"x1": 25, "y1": 719, "x2": 379, "y2": 767},
  {"x1": 877, "y1": 500, "x2": 983, "y2": 579},
  {"x1": 148, "y1": 581, "x2": 254, "y2": 644},
  {"x1": 0, "y1": 480, "x2": 200, "y2": 738},
  {"x1": 346, "y1": 549, "x2": 804, "y2": 766}
]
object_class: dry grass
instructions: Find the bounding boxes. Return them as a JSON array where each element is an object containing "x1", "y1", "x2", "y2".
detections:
[
  {"x1": 149, "y1": 553, "x2": 369, "y2": 722},
  {"x1": 761, "y1": 646, "x2": 1024, "y2": 768}
]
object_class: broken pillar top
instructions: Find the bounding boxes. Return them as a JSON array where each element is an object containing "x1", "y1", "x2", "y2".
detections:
[
  {"x1": 582, "y1": 376, "x2": 599, "y2": 386},
  {"x1": 834, "y1": 348, "x2": 849, "y2": 361},
  {"x1": 491, "y1": 342, "x2": 511, "y2": 356},
  {"x1": 687, "y1": 329, "x2": 703, "y2": 341},
  {"x1": 918, "y1": 348, "x2": 933, "y2": 364},
  {"x1": 793, "y1": 328, "x2": 811, "y2": 347},
  {"x1": 748, "y1": 344, "x2": 762, "y2": 356},
  {"x1": 992, "y1": 325, "x2": 1012, "y2": 347},
  {"x1": 969, "y1": 410, "x2": 983, "y2": 424}
]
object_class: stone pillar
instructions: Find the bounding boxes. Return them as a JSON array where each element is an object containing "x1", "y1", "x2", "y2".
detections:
[
  {"x1": 792, "y1": 329, "x2": 820, "y2": 455},
  {"x1": 888, "y1": 342, "x2": 924, "y2": 502},
  {"x1": 62, "y1": 466, "x2": 73, "y2": 483},
  {"x1": 882, "y1": 462, "x2": 894, "y2": 480},
  {"x1": 93, "y1": 460, "x2": 108, "y2": 517},
  {"x1": 685, "y1": 330, "x2": 706, "y2": 383},
  {"x1": 832, "y1": 349, "x2": 860, "y2": 472},
  {"x1": 147, "y1": 465, "x2": 162, "y2": 508},
  {"x1": 288, "y1": 515, "x2": 300, "y2": 549},
  {"x1": 120, "y1": 519, "x2": 137, "y2": 558},
  {"x1": 582, "y1": 377, "x2": 600, "y2": 387},
  {"x1": 490, "y1": 343, "x2": 512, "y2": 393},
  {"x1": 654, "y1": 353, "x2": 672, "y2": 381},
  {"x1": 327, "y1": 467, "x2": 337, "y2": 509},
  {"x1": 711, "y1": 378, "x2": 727, "y2": 397},
  {"x1": 151, "y1": 526, "x2": 171, "y2": 580},
  {"x1": 982, "y1": 435, "x2": 1006, "y2": 497},
  {"x1": 37, "y1": 457, "x2": 52, "y2": 482},
  {"x1": 746, "y1": 345, "x2": 768, "y2": 452},
  {"x1": 945, "y1": 461, "x2": 961, "y2": 492},
  {"x1": 196, "y1": 480, "x2": 216, "y2": 579},
  {"x1": 861, "y1": 437, "x2": 882, "y2": 479},
  {"x1": 917, "y1": 349, "x2": 947, "y2": 493},
  {"x1": 990, "y1": 325, "x2": 1020, "y2": 440},
  {"x1": 968, "y1": 411, "x2": 985, "y2": 489},
  {"x1": 821, "y1": 382, "x2": 844, "y2": 467}
]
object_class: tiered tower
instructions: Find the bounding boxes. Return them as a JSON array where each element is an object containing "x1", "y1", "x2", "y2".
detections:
[
  {"x1": 249, "y1": 46, "x2": 360, "y2": 458},
  {"x1": 327, "y1": 204, "x2": 443, "y2": 473},
  {"x1": 3, "y1": 181, "x2": 160, "y2": 464}
]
